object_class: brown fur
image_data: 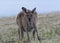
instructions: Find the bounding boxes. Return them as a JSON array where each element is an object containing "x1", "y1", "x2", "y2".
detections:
[{"x1": 16, "y1": 7, "x2": 41, "y2": 43}]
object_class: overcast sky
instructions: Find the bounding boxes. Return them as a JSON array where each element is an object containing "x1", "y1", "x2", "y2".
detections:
[{"x1": 0, "y1": 0, "x2": 60, "y2": 17}]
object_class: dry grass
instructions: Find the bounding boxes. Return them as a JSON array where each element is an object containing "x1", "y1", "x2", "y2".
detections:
[{"x1": 0, "y1": 12, "x2": 60, "y2": 43}]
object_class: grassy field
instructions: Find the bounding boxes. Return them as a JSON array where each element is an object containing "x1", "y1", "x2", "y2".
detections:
[{"x1": 0, "y1": 12, "x2": 60, "y2": 43}]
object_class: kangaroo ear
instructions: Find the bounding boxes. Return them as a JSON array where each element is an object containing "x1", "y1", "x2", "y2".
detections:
[
  {"x1": 22, "y1": 7, "x2": 27, "y2": 13},
  {"x1": 32, "y1": 8, "x2": 36, "y2": 13},
  {"x1": 22, "y1": 7, "x2": 26, "y2": 12}
]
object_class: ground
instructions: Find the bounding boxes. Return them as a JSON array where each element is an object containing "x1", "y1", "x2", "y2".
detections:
[{"x1": 0, "y1": 12, "x2": 60, "y2": 43}]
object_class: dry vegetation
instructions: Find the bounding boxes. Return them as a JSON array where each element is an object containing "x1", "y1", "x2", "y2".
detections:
[{"x1": 0, "y1": 12, "x2": 60, "y2": 43}]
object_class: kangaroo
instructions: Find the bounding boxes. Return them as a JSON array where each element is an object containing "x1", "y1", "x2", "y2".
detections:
[{"x1": 16, "y1": 7, "x2": 41, "y2": 43}]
